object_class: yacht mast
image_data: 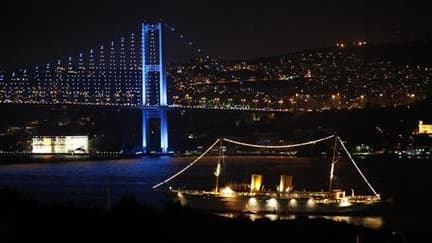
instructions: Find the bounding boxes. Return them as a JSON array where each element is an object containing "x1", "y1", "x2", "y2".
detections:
[
  {"x1": 328, "y1": 135, "x2": 338, "y2": 192},
  {"x1": 214, "y1": 138, "x2": 223, "y2": 193}
]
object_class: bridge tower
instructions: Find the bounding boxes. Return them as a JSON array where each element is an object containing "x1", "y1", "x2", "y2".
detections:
[{"x1": 141, "y1": 22, "x2": 168, "y2": 154}]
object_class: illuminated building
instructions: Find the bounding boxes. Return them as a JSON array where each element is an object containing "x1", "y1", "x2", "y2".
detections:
[
  {"x1": 418, "y1": 120, "x2": 432, "y2": 135},
  {"x1": 32, "y1": 136, "x2": 89, "y2": 154}
]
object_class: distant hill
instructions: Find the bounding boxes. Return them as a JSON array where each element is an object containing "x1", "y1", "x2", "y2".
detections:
[
  {"x1": 244, "y1": 42, "x2": 432, "y2": 65},
  {"x1": 170, "y1": 41, "x2": 432, "y2": 111},
  {"x1": 347, "y1": 42, "x2": 432, "y2": 65}
]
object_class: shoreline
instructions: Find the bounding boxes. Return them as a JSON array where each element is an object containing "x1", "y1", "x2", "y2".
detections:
[{"x1": 0, "y1": 153, "x2": 427, "y2": 165}]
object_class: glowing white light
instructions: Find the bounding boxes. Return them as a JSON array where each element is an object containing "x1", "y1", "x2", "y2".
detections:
[
  {"x1": 214, "y1": 162, "x2": 221, "y2": 177},
  {"x1": 339, "y1": 197, "x2": 351, "y2": 207},
  {"x1": 248, "y1": 197, "x2": 258, "y2": 207},
  {"x1": 267, "y1": 198, "x2": 278, "y2": 208},
  {"x1": 265, "y1": 214, "x2": 278, "y2": 221},
  {"x1": 306, "y1": 198, "x2": 316, "y2": 208},
  {"x1": 221, "y1": 186, "x2": 234, "y2": 195},
  {"x1": 177, "y1": 192, "x2": 187, "y2": 206},
  {"x1": 289, "y1": 198, "x2": 298, "y2": 207}
]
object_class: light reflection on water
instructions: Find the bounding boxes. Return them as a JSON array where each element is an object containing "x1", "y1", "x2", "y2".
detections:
[
  {"x1": 216, "y1": 213, "x2": 383, "y2": 230},
  {"x1": 314, "y1": 215, "x2": 383, "y2": 230},
  {"x1": 0, "y1": 156, "x2": 387, "y2": 229}
]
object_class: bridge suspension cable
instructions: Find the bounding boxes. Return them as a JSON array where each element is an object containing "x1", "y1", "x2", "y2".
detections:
[
  {"x1": 337, "y1": 136, "x2": 380, "y2": 198},
  {"x1": 222, "y1": 135, "x2": 335, "y2": 149},
  {"x1": 163, "y1": 22, "x2": 223, "y2": 68},
  {"x1": 152, "y1": 138, "x2": 221, "y2": 189},
  {"x1": 164, "y1": 23, "x2": 209, "y2": 58}
]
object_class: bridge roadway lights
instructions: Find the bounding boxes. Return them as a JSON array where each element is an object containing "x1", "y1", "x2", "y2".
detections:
[{"x1": 142, "y1": 108, "x2": 169, "y2": 154}]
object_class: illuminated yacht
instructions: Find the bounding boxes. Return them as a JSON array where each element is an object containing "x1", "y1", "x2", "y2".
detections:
[{"x1": 153, "y1": 135, "x2": 384, "y2": 214}]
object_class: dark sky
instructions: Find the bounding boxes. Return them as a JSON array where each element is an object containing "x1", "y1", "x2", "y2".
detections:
[{"x1": 1, "y1": 0, "x2": 431, "y2": 69}]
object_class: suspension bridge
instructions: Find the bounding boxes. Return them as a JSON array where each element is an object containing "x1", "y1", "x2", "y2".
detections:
[
  {"x1": 0, "y1": 21, "x2": 209, "y2": 153},
  {"x1": 0, "y1": 21, "x2": 371, "y2": 157},
  {"x1": 1, "y1": 21, "x2": 284, "y2": 154}
]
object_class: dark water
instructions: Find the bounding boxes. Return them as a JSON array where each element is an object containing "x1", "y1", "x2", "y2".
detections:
[{"x1": 0, "y1": 156, "x2": 430, "y2": 233}]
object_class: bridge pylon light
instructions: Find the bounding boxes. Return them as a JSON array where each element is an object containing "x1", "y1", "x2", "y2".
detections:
[
  {"x1": 141, "y1": 22, "x2": 167, "y2": 107},
  {"x1": 141, "y1": 22, "x2": 169, "y2": 154}
]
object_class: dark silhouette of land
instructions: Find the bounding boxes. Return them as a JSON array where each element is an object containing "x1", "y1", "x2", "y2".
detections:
[{"x1": 0, "y1": 189, "x2": 408, "y2": 243}]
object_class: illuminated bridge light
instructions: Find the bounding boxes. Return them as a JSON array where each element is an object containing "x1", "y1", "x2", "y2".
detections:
[{"x1": 141, "y1": 22, "x2": 169, "y2": 153}]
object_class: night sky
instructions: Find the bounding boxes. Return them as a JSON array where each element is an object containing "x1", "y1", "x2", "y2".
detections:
[{"x1": 1, "y1": 0, "x2": 431, "y2": 70}]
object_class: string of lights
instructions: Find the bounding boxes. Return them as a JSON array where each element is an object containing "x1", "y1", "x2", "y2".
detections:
[
  {"x1": 163, "y1": 22, "x2": 223, "y2": 68},
  {"x1": 337, "y1": 136, "x2": 380, "y2": 198},
  {"x1": 163, "y1": 23, "x2": 206, "y2": 57},
  {"x1": 152, "y1": 138, "x2": 221, "y2": 189},
  {"x1": 153, "y1": 135, "x2": 381, "y2": 197},
  {"x1": 223, "y1": 135, "x2": 335, "y2": 149}
]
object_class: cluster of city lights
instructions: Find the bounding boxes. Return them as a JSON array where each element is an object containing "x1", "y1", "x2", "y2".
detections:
[{"x1": 170, "y1": 48, "x2": 430, "y2": 111}]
